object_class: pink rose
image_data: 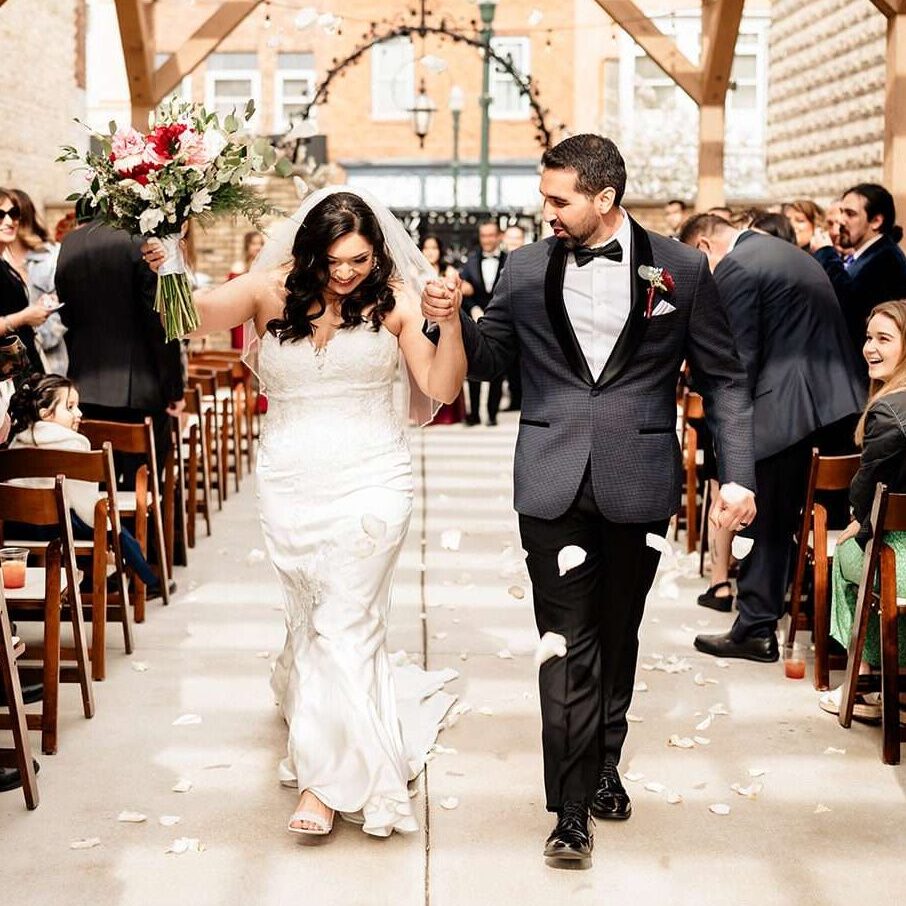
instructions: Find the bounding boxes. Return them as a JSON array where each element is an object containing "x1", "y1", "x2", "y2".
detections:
[
  {"x1": 177, "y1": 128, "x2": 210, "y2": 167},
  {"x1": 111, "y1": 126, "x2": 148, "y2": 175}
]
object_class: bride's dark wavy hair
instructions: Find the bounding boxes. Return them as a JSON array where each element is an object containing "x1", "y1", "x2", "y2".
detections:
[{"x1": 267, "y1": 192, "x2": 399, "y2": 343}]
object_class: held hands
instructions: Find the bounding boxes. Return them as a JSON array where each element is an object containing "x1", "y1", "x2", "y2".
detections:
[
  {"x1": 141, "y1": 238, "x2": 166, "y2": 274},
  {"x1": 709, "y1": 482, "x2": 757, "y2": 532},
  {"x1": 422, "y1": 275, "x2": 463, "y2": 327}
]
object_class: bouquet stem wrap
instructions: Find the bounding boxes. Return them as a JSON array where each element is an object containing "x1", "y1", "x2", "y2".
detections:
[{"x1": 155, "y1": 236, "x2": 199, "y2": 341}]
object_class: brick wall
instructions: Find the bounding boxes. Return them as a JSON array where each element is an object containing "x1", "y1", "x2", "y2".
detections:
[
  {"x1": 767, "y1": 0, "x2": 885, "y2": 203},
  {"x1": 0, "y1": 0, "x2": 87, "y2": 219}
]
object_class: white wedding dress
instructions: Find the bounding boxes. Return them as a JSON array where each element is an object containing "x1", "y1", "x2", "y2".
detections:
[{"x1": 256, "y1": 321, "x2": 456, "y2": 836}]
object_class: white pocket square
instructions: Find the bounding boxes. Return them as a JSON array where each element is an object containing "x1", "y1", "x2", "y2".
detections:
[{"x1": 650, "y1": 300, "x2": 676, "y2": 317}]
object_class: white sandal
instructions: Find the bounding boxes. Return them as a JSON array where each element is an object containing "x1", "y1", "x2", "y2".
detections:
[{"x1": 288, "y1": 808, "x2": 335, "y2": 836}]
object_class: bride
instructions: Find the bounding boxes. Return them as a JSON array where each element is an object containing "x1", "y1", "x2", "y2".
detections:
[{"x1": 145, "y1": 187, "x2": 466, "y2": 838}]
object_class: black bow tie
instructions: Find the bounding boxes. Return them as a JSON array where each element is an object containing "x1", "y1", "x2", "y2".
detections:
[{"x1": 574, "y1": 240, "x2": 622, "y2": 267}]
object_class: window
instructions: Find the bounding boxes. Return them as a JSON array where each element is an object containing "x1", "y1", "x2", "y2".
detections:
[
  {"x1": 490, "y1": 36, "x2": 530, "y2": 120},
  {"x1": 371, "y1": 37, "x2": 414, "y2": 120},
  {"x1": 275, "y1": 52, "x2": 316, "y2": 132},
  {"x1": 204, "y1": 53, "x2": 260, "y2": 129}
]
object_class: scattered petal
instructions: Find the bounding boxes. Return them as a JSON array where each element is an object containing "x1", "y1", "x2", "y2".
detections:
[
  {"x1": 131, "y1": 661, "x2": 149, "y2": 672},
  {"x1": 824, "y1": 747, "x2": 846, "y2": 756},
  {"x1": 682, "y1": 624, "x2": 697, "y2": 633},
  {"x1": 748, "y1": 768, "x2": 767, "y2": 778},
  {"x1": 715, "y1": 659, "x2": 730, "y2": 669},
  {"x1": 657, "y1": 579, "x2": 680, "y2": 600},
  {"x1": 166, "y1": 837, "x2": 205, "y2": 855},
  {"x1": 478, "y1": 706, "x2": 495, "y2": 716},
  {"x1": 255, "y1": 651, "x2": 270, "y2": 659},
  {"x1": 507, "y1": 585, "x2": 525, "y2": 600},
  {"x1": 446, "y1": 770, "x2": 465, "y2": 778},
  {"x1": 644, "y1": 781, "x2": 666, "y2": 793},
  {"x1": 693, "y1": 781, "x2": 708, "y2": 790},
  {"x1": 361, "y1": 514, "x2": 387, "y2": 540},
  {"x1": 440, "y1": 797, "x2": 459, "y2": 810},
  {"x1": 534, "y1": 632, "x2": 567, "y2": 666},
  {"x1": 497, "y1": 648, "x2": 514, "y2": 660},
  {"x1": 159, "y1": 816, "x2": 181, "y2": 827},
  {"x1": 203, "y1": 763, "x2": 231, "y2": 771},
  {"x1": 171, "y1": 779, "x2": 193, "y2": 793},
  {"x1": 708, "y1": 703, "x2": 730, "y2": 717},
  {"x1": 557, "y1": 545, "x2": 587, "y2": 576},
  {"x1": 709, "y1": 803, "x2": 731, "y2": 816},
  {"x1": 626, "y1": 713, "x2": 644, "y2": 723},
  {"x1": 694, "y1": 736, "x2": 711, "y2": 746},
  {"x1": 696, "y1": 619, "x2": 711, "y2": 627},
  {"x1": 432, "y1": 744, "x2": 458, "y2": 756},
  {"x1": 694, "y1": 672, "x2": 707, "y2": 686},
  {"x1": 459, "y1": 651, "x2": 469, "y2": 661},
  {"x1": 172, "y1": 714, "x2": 202, "y2": 727},
  {"x1": 70, "y1": 837, "x2": 101, "y2": 850},
  {"x1": 433, "y1": 632, "x2": 449, "y2": 641},
  {"x1": 668, "y1": 735, "x2": 696, "y2": 749},
  {"x1": 117, "y1": 811, "x2": 147, "y2": 823},
  {"x1": 666, "y1": 792, "x2": 684, "y2": 805},
  {"x1": 645, "y1": 532, "x2": 674, "y2": 556},
  {"x1": 633, "y1": 681, "x2": 649, "y2": 692},
  {"x1": 814, "y1": 803, "x2": 832, "y2": 814},
  {"x1": 650, "y1": 616, "x2": 661, "y2": 624},
  {"x1": 731, "y1": 782, "x2": 763, "y2": 799},
  {"x1": 245, "y1": 548, "x2": 266, "y2": 565},
  {"x1": 441, "y1": 529, "x2": 463, "y2": 551},
  {"x1": 640, "y1": 663, "x2": 655, "y2": 671},
  {"x1": 695, "y1": 716, "x2": 713, "y2": 732},
  {"x1": 624, "y1": 771, "x2": 645, "y2": 783}
]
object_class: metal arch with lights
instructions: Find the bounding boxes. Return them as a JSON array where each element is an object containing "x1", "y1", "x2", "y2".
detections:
[{"x1": 291, "y1": 5, "x2": 560, "y2": 154}]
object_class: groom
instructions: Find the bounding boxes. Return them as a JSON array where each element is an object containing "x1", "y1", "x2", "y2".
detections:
[{"x1": 423, "y1": 135, "x2": 756, "y2": 864}]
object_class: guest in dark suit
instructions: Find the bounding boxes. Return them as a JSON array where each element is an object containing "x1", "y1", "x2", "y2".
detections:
[
  {"x1": 813, "y1": 184, "x2": 906, "y2": 359},
  {"x1": 54, "y1": 218, "x2": 185, "y2": 481},
  {"x1": 680, "y1": 214, "x2": 866, "y2": 661},
  {"x1": 424, "y1": 135, "x2": 756, "y2": 864},
  {"x1": 459, "y1": 221, "x2": 506, "y2": 425}
]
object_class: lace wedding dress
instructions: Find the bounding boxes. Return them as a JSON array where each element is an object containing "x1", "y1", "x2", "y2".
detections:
[{"x1": 257, "y1": 322, "x2": 456, "y2": 837}]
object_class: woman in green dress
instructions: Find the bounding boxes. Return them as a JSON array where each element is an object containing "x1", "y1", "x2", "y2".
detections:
[{"x1": 821, "y1": 299, "x2": 906, "y2": 719}]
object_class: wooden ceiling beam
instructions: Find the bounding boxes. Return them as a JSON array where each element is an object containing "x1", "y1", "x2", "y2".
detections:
[
  {"x1": 593, "y1": 0, "x2": 703, "y2": 104},
  {"x1": 114, "y1": 0, "x2": 156, "y2": 114},
  {"x1": 701, "y1": 0, "x2": 746, "y2": 107},
  {"x1": 153, "y1": 1, "x2": 263, "y2": 102},
  {"x1": 870, "y1": 0, "x2": 906, "y2": 18}
]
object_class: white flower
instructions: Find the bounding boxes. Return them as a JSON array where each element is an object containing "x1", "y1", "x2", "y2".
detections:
[
  {"x1": 189, "y1": 188, "x2": 212, "y2": 215},
  {"x1": 139, "y1": 207, "x2": 166, "y2": 235},
  {"x1": 202, "y1": 129, "x2": 227, "y2": 162}
]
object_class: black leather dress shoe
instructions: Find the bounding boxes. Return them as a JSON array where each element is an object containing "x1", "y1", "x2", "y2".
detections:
[
  {"x1": 0, "y1": 760, "x2": 40, "y2": 793},
  {"x1": 590, "y1": 763, "x2": 632, "y2": 820},
  {"x1": 146, "y1": 579, "x2": 177, "y2": 601},
  {"x1": 694, "y1": 630, "x2": 779, "y2": 663},
  {"x1": 0, "y1": 679, "x2": 43, "y2": 707},
  {"x1": 543, "y1": 801, "x2": 593, "y2": 861}
]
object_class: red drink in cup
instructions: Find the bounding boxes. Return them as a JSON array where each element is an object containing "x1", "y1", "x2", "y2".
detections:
[
  {"x1": 0, "y1": 548, "x2": 28, "y2": 589},
  {"x1": 783, "y1": 641, "x2": 806, "y2": 680}
]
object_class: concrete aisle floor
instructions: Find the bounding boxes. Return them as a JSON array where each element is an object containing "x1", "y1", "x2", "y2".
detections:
[{"x1": 2, "y1": 413, "x2": 905, "y2": 906}]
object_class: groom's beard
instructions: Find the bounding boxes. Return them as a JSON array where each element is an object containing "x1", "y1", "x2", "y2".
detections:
[{"x1": 548, "y1": 217, "x2": 600, "y2": 249}]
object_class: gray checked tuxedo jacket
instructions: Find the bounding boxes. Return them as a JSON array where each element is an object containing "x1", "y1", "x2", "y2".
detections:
[{"x1": 459, "y1": 217, "x2": 756, "y2": 522}]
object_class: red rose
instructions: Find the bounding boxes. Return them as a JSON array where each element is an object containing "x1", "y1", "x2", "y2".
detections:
[
  {"x1": 145, "y1": 123, "x2": 188, "y2": 165},
  {"x1": 661, "y1": 269, "x2": 676, "y2": 293}
]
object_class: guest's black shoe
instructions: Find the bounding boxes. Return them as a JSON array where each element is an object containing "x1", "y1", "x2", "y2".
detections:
[
  {"x1": 694, "y1": 630, "x2": 779, "y2": 663},
  {"x1": 0, "y1": 679, "x2": 44, "y2": 707},
  {"x1": 486, "y1": 418, "x2": 498, "y2": 427},
  {"x1": 0, "y1": 760, "x2": 40, "y2": 793},
  {"x1": 543, "y1": 801, "x2": 593, "y2": 862},
  {"x1": 590, "y1": 763, "x2": 632, "y2": 820},
  {"x1": 146, "y1": 579, "x2": 177, "y2": 601},
  {"x1": 697, "y1": 581, "x2": 734, "y2": 612},
  {"x1": 464, "y1": 415, "x2": 480, "y2": 427}
]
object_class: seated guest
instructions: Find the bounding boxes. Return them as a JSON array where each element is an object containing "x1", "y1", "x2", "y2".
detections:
[
  {"x1": 663, "y1": 199, "x2": 687, "y2": 238},
  {"x1": 6, "y1": 373, "x2": 159, "y2": 591},
  {"x1": 813, "y1": 184, "x2": 906, "y2": 358},
  {"x1": 819, "y1": 301, "x2": 906, "y2": 720},
  {"x1": 783, "y1": 199, "x2": 825, "y2": 252},
  {"x1": 751, "y1": 212, "x2": 797, "y2": 244}
]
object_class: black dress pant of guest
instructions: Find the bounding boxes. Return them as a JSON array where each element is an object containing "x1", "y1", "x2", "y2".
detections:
[
  {"x1": 468, "y1": 377, "x2": 503, "y2": 423},
  {"x1": 519, "y1": 468, "x2": 667, "y2": 811},
  {"x1": 79, "y1": 404, "x2": 171, "y2": 489},
  {"x1": 731, "y1": 437, "x2": 813, "y2": 641}
]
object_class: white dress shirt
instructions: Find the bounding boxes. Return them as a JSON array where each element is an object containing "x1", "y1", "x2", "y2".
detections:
[
  {"x1": 480, "y1": 253, "x2": 501, "y2": 293},
  {"x1": 563, "y1": 210, "x2": 633, "y2": 380}
]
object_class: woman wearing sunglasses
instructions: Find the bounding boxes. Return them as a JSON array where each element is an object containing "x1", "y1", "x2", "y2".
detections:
[{"x1": 0, "y1": 187, "x2": 49, "y2": 377}]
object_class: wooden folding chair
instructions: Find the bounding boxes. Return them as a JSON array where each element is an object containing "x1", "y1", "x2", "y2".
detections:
[
  {"x1": 839, "y1": 483, "x2": 906, "y2": 763},
  {"x1": 0, "y1": 585, "x2": 39, "y2": 808},
  {"x1": 675, "y1": 390, "x2": 704, "y2": 553},
  {"x1": 181, "y1": 387, "x2": 213, "y2": 547},
  {"x1": 0, "y1": 478, "x2": 94, "y2": 754},
  {"x1": 79, "y1": 418, "x2": 171, "y2": 617},
  {"x1": 205, "y1": 361, "x2": 242, "y2": 492},
  {"x1": 188, "y1": 369, "x2": 225, "y2": 509},
  {"x1": 161, "y1": 415, "x2": 189, "y2": 572},
  {"x1": 788, "y1": 448, "x2": 861, "y2": 689},
  {"x1": 0, "y1": 444, "x2": 132, "y2": 681}
]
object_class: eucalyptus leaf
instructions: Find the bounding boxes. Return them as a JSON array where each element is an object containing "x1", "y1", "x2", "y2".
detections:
[
  {"x1": 224, "y1": 113, "x2": 239, "y2": 134},
  {"x1": 274, "y1": 157, "x2": 294, "y2": 178},
  {"x1": 245, "y1": 98, "x2": 256, "y2": 120}
]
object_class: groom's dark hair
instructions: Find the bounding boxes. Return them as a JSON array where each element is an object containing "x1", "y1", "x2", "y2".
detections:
[{"x1": 541, "y1": 135, "x2": 627, "y2": 205}]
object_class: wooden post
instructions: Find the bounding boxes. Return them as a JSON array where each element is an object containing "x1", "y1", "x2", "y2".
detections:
[
  {"x1": 698, "y1": 105, "x2": 726, "y2": 211},
  {"x1": 883, "y1": 12, "x2": 906, "y2": 242},
  {"x1": 114, "y1": 0, "x2": 156, "y2": 128}
]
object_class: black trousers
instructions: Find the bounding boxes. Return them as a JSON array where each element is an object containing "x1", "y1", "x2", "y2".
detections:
[
  {"x1": 732, "y1": 437, "x2": 813, "y2": 641},
  {"x1": 467, "y1": 377, "x2": 503, "y2": 423},
  {"x1": 519, "y1": 469, "x2": 667, "y2": 810},
  {"x1": 79, "y1": 404, "x2": 171, "y2": 490}
]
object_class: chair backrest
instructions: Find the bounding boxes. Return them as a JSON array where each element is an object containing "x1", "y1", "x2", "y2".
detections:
[
  {"x1": 182, "y1": 386, "x2": 204, "y2": 418},
  {"x1": 0, "y1": 477, "x2": 69, "y2": 527},
  {"x1": 187, "y1": 369, "x2": 217, "y2": 397},
  {"x1": 814, "y1": 451, "x2": 861, "y2": 491},
  {"x1": 684, "y1": 391, "x2": 704, "y2": 421},
  {"x1": 854, "y1": 484, "x2": 906, "y2": 610},
  {"x1": 0, "y1": 443, "x2": 114, "y2": 486},
  {"x1": 79, "y1": 419, "x2": 153, "y2": 457}
]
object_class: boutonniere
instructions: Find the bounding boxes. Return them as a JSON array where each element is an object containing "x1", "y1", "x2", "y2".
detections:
[{"x1": 638, "y1": 265, "x2": 676, "y2": 318}]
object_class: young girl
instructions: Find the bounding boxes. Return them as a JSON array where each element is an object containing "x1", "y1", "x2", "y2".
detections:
[
  {"x1": 6, "y1": 374, "x2": 158, "y2": 588},
  {"x1": 820, "y1": 300, "x2": 906, "y2": 719}
]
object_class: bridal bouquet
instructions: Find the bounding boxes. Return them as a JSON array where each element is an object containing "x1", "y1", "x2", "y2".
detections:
[{"x1": 58, "y1": 99, "x2": 292, "y2": 340}]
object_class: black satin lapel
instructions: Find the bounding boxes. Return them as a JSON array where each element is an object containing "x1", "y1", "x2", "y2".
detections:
[
  {"x1": 544, "y1": 240, "x2": 593, "y2": 385},
  {"x1": 596, "y1": 217, "x2": 653, "y2": 389}
]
